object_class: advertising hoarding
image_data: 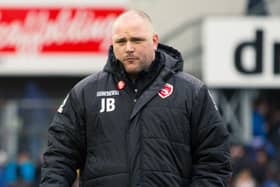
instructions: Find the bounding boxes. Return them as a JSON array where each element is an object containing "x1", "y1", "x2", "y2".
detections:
[
  {"x1": 0, "y1": 3, "x2": 126, "y2": 75},
  {"x1": 203, "y1": 17, "x2": 280, "y2": 88}
]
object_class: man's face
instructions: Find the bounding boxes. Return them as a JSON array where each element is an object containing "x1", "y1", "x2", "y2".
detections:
[{"x1": 112, "y1": 15, "x2": 159, "y2": 77}]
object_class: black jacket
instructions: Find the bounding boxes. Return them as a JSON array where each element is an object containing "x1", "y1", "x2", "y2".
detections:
[{"x1": 41, "y1": 44, "x2": 231, "y2": 187}]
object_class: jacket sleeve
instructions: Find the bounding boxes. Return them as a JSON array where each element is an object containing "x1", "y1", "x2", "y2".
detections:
[
  {"x1": 189, "y1": 85, "x2": 232, "y2": 187},
  {"x1": 40, "y1": 90, "x2": 86, "y2": 187}
]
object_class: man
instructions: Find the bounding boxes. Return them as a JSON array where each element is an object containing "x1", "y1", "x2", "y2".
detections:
[{"x1": 40, "y1": 10, "x2": 232, "y2": 187}]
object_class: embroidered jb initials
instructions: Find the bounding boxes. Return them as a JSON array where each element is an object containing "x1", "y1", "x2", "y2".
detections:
[{"x1": 100, "y1": 98, "x2": 116, "y2": 113}]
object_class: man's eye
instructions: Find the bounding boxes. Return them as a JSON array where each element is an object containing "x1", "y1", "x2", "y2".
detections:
[
  {"x1": 132, "y1": 38, "x2": 144, "y2": 43},
  {"x1": 115, "y1": 40, "x2": 126, "y2": 44}
]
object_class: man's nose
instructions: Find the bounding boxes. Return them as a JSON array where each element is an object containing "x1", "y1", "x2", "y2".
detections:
[{"x1": 126, "y1": 42, "x2": 134, "y2": 52}]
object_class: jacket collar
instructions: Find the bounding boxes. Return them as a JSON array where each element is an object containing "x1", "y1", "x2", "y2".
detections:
[{"x1": 103, "y1": 43, "x2": 184, "y2": 76}]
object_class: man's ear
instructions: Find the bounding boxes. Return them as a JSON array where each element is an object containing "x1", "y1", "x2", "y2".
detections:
[{"x1": 153, "y1": 33, "x2": 159, "y2": 50}]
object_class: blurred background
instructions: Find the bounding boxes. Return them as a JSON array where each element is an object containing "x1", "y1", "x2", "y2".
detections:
[{"x1": 0, "y1": 0, "x2": 279, "y2": 186}]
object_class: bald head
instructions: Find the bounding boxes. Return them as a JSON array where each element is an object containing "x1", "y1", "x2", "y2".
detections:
[
  {"x1": 112, "y1": 10, "x2": 155, "y2": 36},
  {"x1": 117, "y1": 9, "x2": 152, "y2": 23}
]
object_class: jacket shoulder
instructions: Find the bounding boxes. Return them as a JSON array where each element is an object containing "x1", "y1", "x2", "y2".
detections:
[
  {"x1": 175, "y1": 72, "x2": 205, "y2": 93},
  {"x1": 72, "y1": 71, "x2": 109, "y2": 95}
]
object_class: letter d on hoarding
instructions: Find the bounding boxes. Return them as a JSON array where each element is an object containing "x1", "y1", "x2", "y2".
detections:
[
  {"x1": 274, "y1": 43, "x2": 280, "y2": 74},
  {"x1": 234, "y1": 29, "x2": 263, "y2": 74}
]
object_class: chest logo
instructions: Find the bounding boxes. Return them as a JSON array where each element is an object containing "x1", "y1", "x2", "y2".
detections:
[
  {"x1": 158, "y1": 83, "x2": 173, "y2": 99},
  {"x1": 117, "y1": 80, "x2": 126, "y2": 90},
  {"x1": 100, "y1": 98, "x2": 116, "y2": 113}
]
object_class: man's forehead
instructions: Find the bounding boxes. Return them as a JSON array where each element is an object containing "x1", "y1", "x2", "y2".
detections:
[
  {"x1": 113, "y1": 17, "x2": 146, "y2": 31},
  {"x1": 112, "y1": 22, "x2": 151, "y2": 38},
  {"x1": 112, "y1": 32, "x2": 147, "y2": 40}
]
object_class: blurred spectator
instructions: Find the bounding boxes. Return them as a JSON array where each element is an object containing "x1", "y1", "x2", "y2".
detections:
[
  {"x1": 19, "y1": 81, "x2": 51, "y2": 161},
  {"x1": 262, "y1": 161, "x2": 279, "y2": 187},
  {"x1": 4, "y1": 152, "x2": 35, "y2": 187},
  {"x1": 251, "y1": 137, "x2": 276, "y2": 159},
  {"x1": 230, "y1": 140, "x2": 280, "y2": 186},
  {"x1": 233, "y1": 168, "x2": 257, "y2": 187},
  {"x1": 17, "y1": 152, "x2": 35, "y2": 184},
  {"x1": 251, "y1": 147, "x2": 269, "y2": 184},
  {"x1": 266, "y1": 108, "x2": 280, "y2": 186},
  {"x1": 9, "y1": 166, "x2": 32, "y2": 187},
  {"x1": 252, "y1": 97, "x2": 269, "y2": 140},
  {"x1": 267, "y1": 109, "x2": 280, "y2": 150},
  {"x1": 231, "y1": 143, "x2": 253, "y2": 178},
  {"x1": 246, "y1": 0, "x2": 268, "y2": 15},
  {"x1": 0, "y1": 151, "x2": 7, "y2": 187},
  {"x1": 4, "y1": 159, "x2": 17, "y2": 186}
]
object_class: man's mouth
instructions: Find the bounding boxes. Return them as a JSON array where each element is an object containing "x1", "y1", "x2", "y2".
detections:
[
  {"x1": 125, "y1": 57, "x2": 138, "y2": 62},
  {"x1": 126, "y1": 57, "x2": 137, "y2": 60}
]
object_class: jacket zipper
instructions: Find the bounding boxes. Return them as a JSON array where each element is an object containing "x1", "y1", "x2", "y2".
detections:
[{"x1": 127, "y1": 92, "x2": 137, "y2": 187}]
